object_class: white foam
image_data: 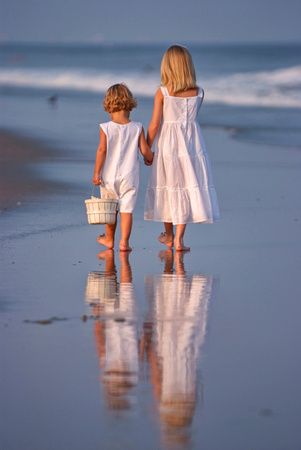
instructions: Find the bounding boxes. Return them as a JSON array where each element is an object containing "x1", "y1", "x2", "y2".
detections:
[
  {"x1": 0, "y1": 69, "x2": 156, "y2": 95},
  {"x1": 205, "y1": 65, "x2": 301, "y2": 108},
  {"x1": 0, "y1": 65, "x2": 301, "y2": 108}
]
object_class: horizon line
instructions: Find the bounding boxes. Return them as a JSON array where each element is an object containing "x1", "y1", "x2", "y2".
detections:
[{"x1": 1, "y1": 39, "x2": 301, "y2": 47}]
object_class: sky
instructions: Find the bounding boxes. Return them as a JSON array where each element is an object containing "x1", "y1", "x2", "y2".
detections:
[{"x1": 1, "y1": 0, "x2": 301, "y2": 44}]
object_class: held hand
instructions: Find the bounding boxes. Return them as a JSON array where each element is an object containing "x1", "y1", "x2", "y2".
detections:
[
  {"x1": 93, "y1": 175, "x2": 103, "y2": 185},
  {"x1": 144, "y1": 151, "x2": 154, "y2": 166}
]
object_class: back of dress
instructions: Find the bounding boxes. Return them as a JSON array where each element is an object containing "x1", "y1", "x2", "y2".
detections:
[
  {"x1": 144, "y1": 86, "x2": 220, "y2": 225},
  {"x1": 160, "y1": 86, "x2": 204, "y2": 125}
]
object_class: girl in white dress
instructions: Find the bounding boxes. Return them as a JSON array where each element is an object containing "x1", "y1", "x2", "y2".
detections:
[
  {"x1": 144, "y1": 45, "x2": 220, "y2": 251},
  {"x1": 93, "y1": 84, "x2": 153, "y2": 251}
]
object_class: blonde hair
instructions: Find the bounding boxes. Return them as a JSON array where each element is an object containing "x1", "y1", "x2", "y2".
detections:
[
  {"x1": 103, "y1": 83, "x2": 137, "y2": 113},
  {"x1": 161, "y1": 45, "x2": 197, "y2": 94}
]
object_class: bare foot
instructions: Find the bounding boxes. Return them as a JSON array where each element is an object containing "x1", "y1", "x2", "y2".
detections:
[
  {"x1": 97, "y1": 234, "x2": 114, "y2": 249},
  {"x1": 97, "y1": 249, "x2": 114, "y2": 261},
  {"x1": 158, "y1": 232, "x2": 174, "y2": 248},
  {"x1": 175, "y1": 246, "x2": 190, "y2": 252},
  {"x1": 174, "y1": 241, "x2": 190, "y2": 252},
  {"x1": 119, "y1": 241, "x2": 132, "y2": 252}
]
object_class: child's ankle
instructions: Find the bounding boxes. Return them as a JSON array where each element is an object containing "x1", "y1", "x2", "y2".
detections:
[
  {"x1": 119, "y1": 240, "x2": 132, "y2": 251},
  {"x1": 166, "y1": 232, "x2": 174, "y2": 238},
  {"x1": 120, "y1": 239, "x2": 130, "y2": 248}
]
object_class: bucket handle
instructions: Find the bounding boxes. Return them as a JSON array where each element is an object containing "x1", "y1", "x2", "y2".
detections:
[
  {"x1": 91, "y1": 184, "x2": 99, "y2": 198},
  {"x1": 91, "y1": 185, "x2": 117, "y2": 200}
]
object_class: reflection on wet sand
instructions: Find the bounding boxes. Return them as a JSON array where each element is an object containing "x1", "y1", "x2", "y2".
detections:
[
  {"x1": 85, "y1": 251, "x2": 138, "y2": 412},
  {"x1": 141, "y1": 250, "x2": 214, "y2": 448},
  {"x1": 85, "y1": 250, "x2": 215, "y2": 446}
]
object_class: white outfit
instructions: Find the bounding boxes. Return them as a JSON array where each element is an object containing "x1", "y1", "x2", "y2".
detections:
[
  {"x1": 144, "y1": 87, "x2": 220, "y2": 224},
  {"x1": 100, "y1": 121, "x2": 142, "y2": 213},
  {"x1": 144, "y1": 273, "x2": 213, "y2": 409},
  {"x1": 87, "y1": 271, "x2": 139, "y2": 405},
  {"x1": 103, "y1": 282, "x2": 139, "y2": 389}
]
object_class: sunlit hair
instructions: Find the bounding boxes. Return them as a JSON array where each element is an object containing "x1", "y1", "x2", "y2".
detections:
[
  {"x1": 103, "y1": 83, "x2": 137, "y2": 113},
  {"x1": 161, "y1": 45, "x2": 197, "y2": 94}
]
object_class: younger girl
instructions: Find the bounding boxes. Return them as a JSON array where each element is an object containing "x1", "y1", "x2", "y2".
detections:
[
  {"x1": 144, "y1": 45, "x2": 220, "y2": 251},
  {"x1": 93, "y1": 83, "x2": 153, "y2": 251}
]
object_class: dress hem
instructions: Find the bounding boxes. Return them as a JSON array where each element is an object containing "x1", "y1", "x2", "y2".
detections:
[{"x1": 144, "y1": 215, "x2": 220, "y2": 225}]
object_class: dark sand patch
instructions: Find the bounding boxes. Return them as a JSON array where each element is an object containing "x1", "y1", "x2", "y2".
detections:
[
  {"x1": 0, "y1": 129, "x2": 64, "y2": 210},
  {"x1": 24, "y1": 317, "x2": 68, "y2": 325}
]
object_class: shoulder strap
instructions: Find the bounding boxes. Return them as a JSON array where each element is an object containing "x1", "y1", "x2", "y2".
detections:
[
  {"x1": 160, "y1": 86, "x2": 169, "y2": 96},
  {"x1": 198, "y1": 88, "x2": 205, "y2": 107}
]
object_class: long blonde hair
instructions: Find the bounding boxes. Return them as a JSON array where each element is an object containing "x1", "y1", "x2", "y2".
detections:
[{"x1": 160, "y1": 45, "x2": 197, "y2": 94}]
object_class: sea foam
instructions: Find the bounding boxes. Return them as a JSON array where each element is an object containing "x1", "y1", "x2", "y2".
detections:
[{"x1": 0, "y1": 65, "x2": 300, "y2": 108}]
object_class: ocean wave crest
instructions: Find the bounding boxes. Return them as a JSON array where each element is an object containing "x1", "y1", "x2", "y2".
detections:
[{"x1": 0, "y1": 65, "x2": 300, "y2": 108}]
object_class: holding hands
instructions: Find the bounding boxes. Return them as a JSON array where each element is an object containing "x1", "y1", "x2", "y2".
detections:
[
  {"x1": 93, "y1": 174, "x2": 103, "y2": 186},
  {"x1": 144, "y1": 151, "x2": 154, "y2": 166}
]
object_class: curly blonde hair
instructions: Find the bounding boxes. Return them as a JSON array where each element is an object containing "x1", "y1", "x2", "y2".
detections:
[
  {"x1": 103, "y1": 83, "x2": 137, "y2": 113},
  {"x1": 161, "y1": 45, "x2": 197, "y2": 94}
]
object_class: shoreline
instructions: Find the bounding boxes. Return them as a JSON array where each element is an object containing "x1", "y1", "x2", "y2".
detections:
[{"x1": 0, "y1": 129, "x2": 64, "y2": 211}]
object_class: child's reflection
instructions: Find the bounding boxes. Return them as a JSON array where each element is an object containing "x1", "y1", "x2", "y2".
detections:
[
  {"x1": 141, "y1": 250, "x2": 214, "y2": 447},
  {"x1": 85, "y1": 250, "x2": 138, "y2": 412}
]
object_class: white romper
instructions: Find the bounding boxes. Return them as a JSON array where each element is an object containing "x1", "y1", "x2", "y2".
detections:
[
  {"x1": 144, "y1": 86, "x2": 220, "y2": 224},
  {"x1": 100, "y1": 121, "x2": 142, "y2": 213}
]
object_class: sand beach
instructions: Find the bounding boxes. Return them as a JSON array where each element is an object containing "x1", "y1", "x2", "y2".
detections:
[{"x1": 0, "y1": 130, "x2": 66, "y2": 210}]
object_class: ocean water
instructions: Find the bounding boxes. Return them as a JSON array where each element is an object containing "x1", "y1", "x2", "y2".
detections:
[{"x1": 1, "y1": 42, "x2": 301, "y2": 149}]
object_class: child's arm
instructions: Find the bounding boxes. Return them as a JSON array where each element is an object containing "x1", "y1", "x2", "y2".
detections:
[
  {"x1": 139, "y1": 127, "x2": 154, "y2": 165},
  {"x1": 147, "y1": 88, "x2": 163, "y2": 147},
  {"x1": 93, "y1": 128, "x2": 107, "y2": 185}
]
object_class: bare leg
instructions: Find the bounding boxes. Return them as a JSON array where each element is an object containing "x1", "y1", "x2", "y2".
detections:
[
  {"x1": 174, "y1": 251, "x2": 186, "y2": 274},
  {"x1": 119, "y1": 212, "x2": 132, "y2": 251},
  {"x1": 97, "y1": 249, "x2": 116, "y2": 275},
  {"x1": 119, "y1": 252, "x2": 132, "y2": 283},
  {"x1": 174, "y1": 224, "x2": 190, "y2": 252},
  {"x1": 95, "y1": 250, "x2": 117, "y2": 316},
  {"x1": 97, "y1": 215, "x2": 117, "y2": 249},
  {"x1": 158, "y1": 222, "x2": 174, "y2": 248},
  {"x1": 164, "y1": 222, "x2": 174, "y2": 239},
  {"x1": 158, "y1": 249, "x2": 174, "y2": 274}
]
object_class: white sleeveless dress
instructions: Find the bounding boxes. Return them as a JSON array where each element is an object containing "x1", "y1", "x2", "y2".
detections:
[
  {"x1": 144, "y1": 87, "x2": 220, "y2": 224},
  {"x1": 100, "y1": 121, "x2": 142, "y2": 213}
]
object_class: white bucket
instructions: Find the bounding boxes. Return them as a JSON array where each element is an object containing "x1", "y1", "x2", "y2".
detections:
[
  {"x1": 85, "y1": 271, "x2": 118, "y2": 303},
  {"x1": 85, "y1": 196, "x2": 118, "y2": 225}
]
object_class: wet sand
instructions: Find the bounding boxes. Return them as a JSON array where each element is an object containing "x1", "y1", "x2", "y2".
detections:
[
  {"x1": 0, "y1": 130, "x2": 63, "y2": 210},
  {"x1": 1, "y1": 128, "x2": 301, "y2": 450}
]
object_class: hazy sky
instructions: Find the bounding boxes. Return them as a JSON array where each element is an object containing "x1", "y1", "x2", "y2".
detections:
[{"x1": 1, "y1": 0, "x2": 301, "y2": 44}]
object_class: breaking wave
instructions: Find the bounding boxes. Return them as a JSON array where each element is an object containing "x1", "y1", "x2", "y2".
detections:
[{"x1": 0, "y1": 65, "x2": 300, "y2": 108}]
